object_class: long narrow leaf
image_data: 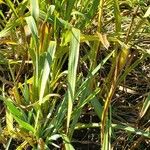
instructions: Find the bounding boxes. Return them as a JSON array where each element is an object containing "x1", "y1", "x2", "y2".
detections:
[
  {"x1": 140, "y1": 94, "x2": 150, "y2": 118},
  {"x1": 13, "y1": 116, "x2": 35, "y2": 133},
  {"x1": 5, "y1": 0, "x2": 18, "y2": 18},
  {"x1": 25, "y1": 16, "x2": 39, "y2": 48},
  {"x1": 5, "y1": 99, "x2": 24, "y2": 119},
  {"x1": 39, "y1": 56, "x2": 50, "y2": 103},
  {"x1": 0, "y1": 19, "x2": 20, "y2": 38},
  {"x1": 74, "y1": 123, "x2": 150, "y2": 138},
  {"x1": 67, "y1": 28, "x2": 80, "y2": 133},
  {"x1": 30, "y1": 0, "x2": 39, "y2": 21},
  {"x1": 65, "y1": 0, "x2": 76, "y2": 20}
]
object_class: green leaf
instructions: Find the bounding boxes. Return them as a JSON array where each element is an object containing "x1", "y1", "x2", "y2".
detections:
[
  {"x1": 39, "y1": 10, "x2": 72, "y2": 29},
  {"x1": 39, "y1": 41, "x2": 56, "y2": 103},
  {"x1": 5, "y1": 99, "x2": 24, "y2": 120},
  {"x1": 69, "y1": 88, "x2": 100, "y2": 138},
  {"x1": 67, "y1": 28, "x2": 80, "y2": 132},
  {"x1": 41, "y1": 93, "x2": 60, "y2": 105},
  {"x1": 69, "y1": 50, "x2": 114, "y2": 136},
  {"x1": 77, "y1": 88, "x2": 100, "y2": 110},
  {"x1": 62, "y1": 134, "x2": 75, "y2": 150},
  {"x1": 140, "y1": 94, "x2": 150, "y2": 118},
  {"x1": 30, "y1": 0, "x2": 39, "y2": 21},
  {"x1": 0, "y1": 19, "x2": 20, "y2": 38},
  {"x1": 91, "y1": 97, "x2": 103, "y2": 119},
  {"x1": 5, "y1": 0, "x2": 18, "y2": 18},
  {"x1": 25, "y1": 16, "x2": 39, "y2": 48},
  {"x1": 39, "y1": 55, "x2": 50, "y2": 103},
  {"x1": 75, "y1": 123, "x2": 150, "y2": 138},
  {"x1": 47, "y1": 41, "x2": 57, "y2": 63},
  {"x1": 113, "y1": 0, "x2": 121, "y2": 34},
  {"x1": 13, "y1": 116, "x2": 35, "y2": 133},
  {"x1": 112, "y1": 124, "x2": 150, "y2": 138},
  {"x1": 65, "y1": 0, "x2": 76, "y2": 20}
]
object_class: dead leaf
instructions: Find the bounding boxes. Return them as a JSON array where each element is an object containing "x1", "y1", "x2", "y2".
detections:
[{"x1": 97, "y1": 32, "x2": 110, "y2": 49}]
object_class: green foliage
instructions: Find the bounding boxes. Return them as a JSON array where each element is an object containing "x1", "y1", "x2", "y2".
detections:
[{"x1": 0, "y1": 0, "x2": 150, "y2": 149}]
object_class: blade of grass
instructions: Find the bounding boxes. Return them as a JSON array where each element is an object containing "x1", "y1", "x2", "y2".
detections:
[
  {"x1": 25, "y1": 16, "x2": 39, "y2": 48},
  {"x1": 98, "y1": 0, "x2": 105, "y2": 32},
  {"x1": 30, "y1": 0, "x2": 39, "y2": 21},
  {"x1": 25, "y1": 16, "x2": 39, "y2": 101},
  {"x1": 62, "y1": 134, "x2": 75, "y2": 150},
  {"x1": 39, "y1": 10, "x2": 72, "y2": 29},
  {"x1": 69, "y1": 88, "x2": 100, "y2": 138},
  {"x1": 5, "y1": 137, "x2": 12, "y2": 150},
  {"x1": 101, "y1": 0, "x2": 121, "y2": 146},
  {"x1": 34, "y1": 41, "x2": 56, "y2": 135},
  {"x1": 74, "y1": 123, "x2": 150, "y2": 138},
  {"x1": 111, "y1": 124, "x2": 150, "y2": 138},
  {"x1": 5, "y1": 99, "x2": 24, "y2": 120},
  {"x1": 0, "y1": 19, "x2": 20, "y2": 38},
  {"x1": 140, "y1": 94, "x2": 150, "y2": 118},
  {"x1": 65, "y1": 0, "x2": 76, "y2": 20},
  {"x1": 69, "y1": 50, "x2": 114, "y2": 138},
  {"x1": 67, "y1": 28, "x2": 80, "y2": 133},
  {"x1": 13, "y1": 116, "x2": 35, "y2": 133},
  {"x1": 5, "y1": 0, "x2": 18, "y2": 18},
  {"x1": 39, "y1": 55, "x2": 50, "y2": 103},
  {"x1": 113, "y1": 0, "x2": 121, "y2": 34}
]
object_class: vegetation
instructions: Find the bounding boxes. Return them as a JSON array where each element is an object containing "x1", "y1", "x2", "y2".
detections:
[{"x1": 0, "y1": 0, "x2": 150, "y2": 149}]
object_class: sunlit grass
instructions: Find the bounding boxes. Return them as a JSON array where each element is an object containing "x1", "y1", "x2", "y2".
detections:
[{"x1": 0, "y1": 0, "x2": 150, "y2": 149}]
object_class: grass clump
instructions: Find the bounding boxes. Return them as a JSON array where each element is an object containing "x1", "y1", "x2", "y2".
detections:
[{"x1": 0, "y1": 0, "x2": 150, "y2": 149}]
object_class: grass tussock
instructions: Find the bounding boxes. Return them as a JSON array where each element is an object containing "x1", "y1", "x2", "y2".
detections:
[{"x1": 0, "y1": 0, "x2": 150, "y2": 149}]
